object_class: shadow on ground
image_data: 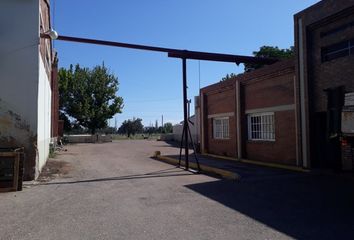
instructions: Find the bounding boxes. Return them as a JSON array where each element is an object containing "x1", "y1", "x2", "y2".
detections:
[
  {"x1": 185, "y1": 174, "x2": 354, "y2": 240},
  {"x1": 162, "y1": 153, "x2": 303, "y2": 181},
  {"x1": 154, "y1": 140, "x2": 186, "y2": 148},
  {"x1": 39, "y1": 167, "x2": 192, "y2": 186}
]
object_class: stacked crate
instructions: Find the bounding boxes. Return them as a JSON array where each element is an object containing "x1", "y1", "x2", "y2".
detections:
[{"x1": 0, "y1": 148, "x2": 24, "y2": 192}]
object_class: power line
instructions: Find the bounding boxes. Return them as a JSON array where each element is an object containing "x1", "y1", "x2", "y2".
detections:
[
  {"x1": 124, "y1": 97, "x2": 180, "y2": 104},
  {"x1": 198, "y1": 60, "x2": 201, "y2": 90}
]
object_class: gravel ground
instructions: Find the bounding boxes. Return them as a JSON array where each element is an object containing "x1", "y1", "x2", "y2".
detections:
[{"x1": 0, "y1": 140, "x2": 353, "y2": 240}]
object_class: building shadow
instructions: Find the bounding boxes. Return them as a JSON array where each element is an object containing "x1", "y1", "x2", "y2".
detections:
[
  {"x1": 184, "y1": 174, "x2": 354, "y2": 240},
  {"x1": 155, "y1": 140, "x2": 182, "y2": 148},
  {"x1": 39, "y1": 167, "x2": 192, "y2": 186}
]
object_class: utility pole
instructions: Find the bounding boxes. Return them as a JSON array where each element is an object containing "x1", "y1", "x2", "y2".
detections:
[
  {"x1": 161, "y1": 115, "x2": 164, "y2": 129},
  {"x1": 182, "y1": 58, "x2": 189, "y2": 170}
]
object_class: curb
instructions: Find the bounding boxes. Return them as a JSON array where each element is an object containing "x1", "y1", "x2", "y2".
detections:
[
  {"x1": 202, "y1": 153, "x2": 310, "y2": 173},
  {"x1": 154, "y1": 154, "x2": 240, "y2": 180}
]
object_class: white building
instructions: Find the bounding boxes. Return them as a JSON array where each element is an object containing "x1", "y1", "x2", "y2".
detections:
[
  {"x1": 172, "y1": 96, "x2": 201, "y2": 145},
  {"x1": 0, "y1": 0, "x2": 56, "y2": 180}
]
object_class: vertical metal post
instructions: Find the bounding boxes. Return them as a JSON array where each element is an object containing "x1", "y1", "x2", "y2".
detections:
[{"x1": 182, "y1": 58, "x2": 189, "y2": 170}]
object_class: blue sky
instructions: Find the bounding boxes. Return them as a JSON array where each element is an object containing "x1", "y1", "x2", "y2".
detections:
[{"x1": 53, "y1": 0, "x2": 319, "y2": 128}]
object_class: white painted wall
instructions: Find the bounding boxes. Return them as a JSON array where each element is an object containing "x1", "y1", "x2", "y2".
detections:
[
  {"x1": 172, "y1": 115, "x2": 198, "y2": 143},
  {"x1": 0, "y1": 0, "x2": 52, "y2": 178},
  {"x1": 37, "y1": 55, "x2": 52, "y2": 171},
  {"x1": 0, "y1": 0, "x2": 40, "y2": 133}
]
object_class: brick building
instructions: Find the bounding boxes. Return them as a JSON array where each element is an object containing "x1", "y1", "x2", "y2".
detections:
[
  {"x1": 200, "y1": 59, "x2": 298, "y2": 166},
  {"x1": 199, "y1": 0, "x2": 354, "y2": 170},
  {"x1": 295, "y1": 0, "x2": 354, "y2": 169}
]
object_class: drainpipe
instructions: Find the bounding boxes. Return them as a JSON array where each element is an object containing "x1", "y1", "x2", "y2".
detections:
[
  {"x1": 294, "y1": 75, "x2": 299, "y2": 166},
  {"x1": 298, "y1": 17, "x2": 309, "y2": 168},
  {"x1": 236, "y1": 80, "x2": 242, "y2": 160},
  {"x1": 200, "y1": 93, "x2": 205, "y2": 153}
]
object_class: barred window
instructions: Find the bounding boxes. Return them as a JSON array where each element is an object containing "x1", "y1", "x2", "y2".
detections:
[
  {"x1": 321, "y1": 39, "x2": 354, "y2": 62},
  {"x1": 248, "y1": 113, "x2": 275, "y2": 141},
  {"x1": 213, "y1": 117, "x2": 229, "y2": 139}
]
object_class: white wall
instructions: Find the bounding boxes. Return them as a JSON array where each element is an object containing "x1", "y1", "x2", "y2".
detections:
[
  {"x1": 0, "y1": 0, "x2": 50, "y2": 179},
  {"x1": 172, "y1": 115, "x2": 198, "y2": 143},
  {"x1": 0, "y1": 0, "x2": 40, "y2": 133},
  {"x1": 37, "y1": 55, "x2": 52, "y2": 171}
]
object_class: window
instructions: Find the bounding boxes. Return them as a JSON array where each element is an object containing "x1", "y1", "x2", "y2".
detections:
[
  {"x1": 248, "y1": 113, "x2": 275, "y2": 141},
  {"x1": 213, "y1": 117, "x2": 229, "y2": 139},
  {"x1": 320, "y1": 21, "x2": 354, "y2": 38},
  {"x1": 321, "y1": 39, "x2": 354, "y2": 62}
]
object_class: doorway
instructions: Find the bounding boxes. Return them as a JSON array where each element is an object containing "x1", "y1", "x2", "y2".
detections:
[{"x1": 311, "y1": 87, "x2": 344, "y2": 169}]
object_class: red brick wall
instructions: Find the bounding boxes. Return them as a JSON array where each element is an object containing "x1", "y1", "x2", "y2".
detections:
[
  {"x1": 245, "y1": 111, "x2": 297, "y2": 165},
  {"x1": 206, "y1": 116, "x2": 237, "y2": 157},
  {"x1": 58, "y1": 120, "x2": 64, "y2": 137},
  {"x1": 243, "y1": 73, "x2": 295, "y2": 110},
  {"x1": 307, "y1": 9, "x2": 354, "y2": 113},
  {"x1": 294, "y1": 0, "x2": 354, "y2": 168},
  {"x1": 241, "y1": 62, "x2": 297, "y2": 165},
  {"x1": 39, "y1": 0, "x2": 52, "y2": 78},
  {"x1": 51, "y1": 56, "x2": 59, "y2": 138},
  {"x1": 200, "y1": 60, "x2": 297, "y2": 165},
  {"x1": 202, "y1": 82, "x2": 237, "y2": 157}
]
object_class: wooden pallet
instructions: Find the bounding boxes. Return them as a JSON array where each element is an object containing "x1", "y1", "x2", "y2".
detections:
[{"x1": 0, "y1": 152, "x2": 20, "y2": 192}]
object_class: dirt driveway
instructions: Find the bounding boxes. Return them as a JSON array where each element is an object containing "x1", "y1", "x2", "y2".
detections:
[{"x1": 1, "y1": 140, "x2": 353, "y2": 240}]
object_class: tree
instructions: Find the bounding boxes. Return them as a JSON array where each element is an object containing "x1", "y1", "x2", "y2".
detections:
[
  {"x1": 220, "y1": 73, "x2": 238, "y2": 82},
  {"x1": 59, "y1": 112, "x2": 72, "y2": 133},
  {"x1": 118, "y1": 118, "x2": 143, "y2": 137},
  {"x1": 144, "y1": 126, "x2": 157, "y2": 135},
  {"x1": 98, "y1": 127, "x2": 117, "y2": 135},
  {"x1": 59, "y1": 64, "x2": 123, "y2": 134},
  {"x1": 163, "y1": 122, "x2": 173, "y2": 133},
  {"x1": 244, "y1": 46, "x2": 294, "y2": 72}
]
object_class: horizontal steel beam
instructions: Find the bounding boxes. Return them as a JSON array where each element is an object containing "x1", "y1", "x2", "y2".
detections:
[
  {"x1": 55, "y1": 35, "x2": 174, "y2": 53},
  {"x1": 168, "y1": 50, "x2": 277, "y2": 65},
  {"x1": 41, "y1": 34, "x2": 278, "y2": 65}
]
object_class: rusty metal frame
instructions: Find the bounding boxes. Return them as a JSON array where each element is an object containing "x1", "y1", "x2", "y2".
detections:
[
  {"x1": 41, "y1": 34, "x2": 277, "y2": 65},
  {"x1": 42, "y1": 33, "x2": 278, "y2": 172}
]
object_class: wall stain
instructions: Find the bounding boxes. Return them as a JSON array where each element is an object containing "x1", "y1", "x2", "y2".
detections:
[{"x1": 0, "y1": 98, "x2": 38, "y2": 180}]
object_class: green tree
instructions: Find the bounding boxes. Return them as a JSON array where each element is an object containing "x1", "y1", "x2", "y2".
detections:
[
  {"x1": 220, "y1": 73, "x2": 238, "y2": 82},
  {"x1": 59, "y1": 112, "x2": 72, "y2": 132},
  {"x1": 98, "y1": 127, "x2": 117, "y2": 135},
  {"x1": 163, "y1": 122, "x2": 173, "y2": 133},
  {"x1": 144, "y1": 126, "x2": 157, "y2": 135},
  {"x1": 244, "y1": 46, "x2": 294, "y2": 72},
  {"x1": 59, "y1": 64, "x2": 123, "y2": 134},
  {"x1": 132, "y1": 118, "x2": 144, "y2": 135},
  {"x1": 118, "y1": 118, "x2": 143, "y2": 137}
]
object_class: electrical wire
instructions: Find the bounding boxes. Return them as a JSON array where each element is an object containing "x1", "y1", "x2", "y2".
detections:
[
  {"x1": 124, "y1": 97, "x2": 180, "y2": 104},
  {"x1": 198, "y1": 60, "x2": 201, "y2": 90}
]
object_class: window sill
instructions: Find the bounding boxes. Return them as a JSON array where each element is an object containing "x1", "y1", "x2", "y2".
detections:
[
  {"x1": 213, "y1": 138, "x2": 231, "y2": 141},
  {"x1": 247, "y1": 140, "x2": 275, "y2": 144}
]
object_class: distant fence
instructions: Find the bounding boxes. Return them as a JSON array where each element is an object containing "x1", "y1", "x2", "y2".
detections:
[
  {"x1": 160, "y1": 133, "x2": 198, "y2": 143},
  {"x1": 171, "y1": 123, "x2": 198, "y2": 143},
  {"x1": 64, "y1": 134, "x2": 112, "y2": 143},
  {"x1": 160, "y1": 134, "x2": 174, "y2": 141}
]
